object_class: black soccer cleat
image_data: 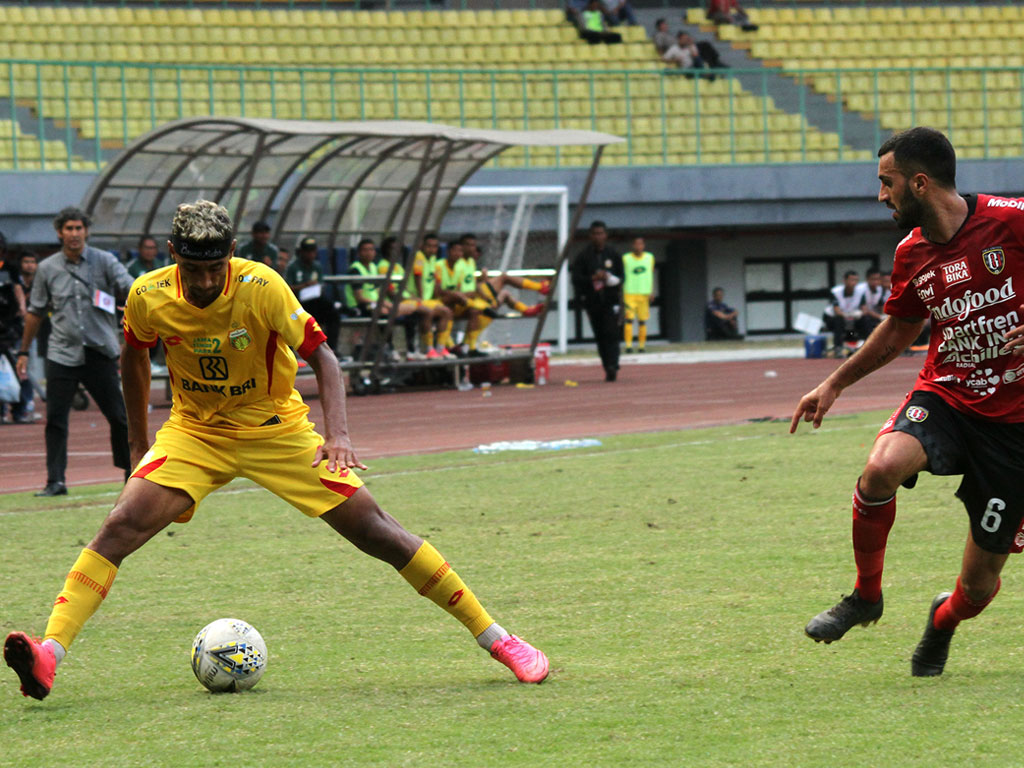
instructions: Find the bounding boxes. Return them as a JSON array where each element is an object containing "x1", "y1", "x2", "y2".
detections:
[
  {"x1": 805, "y1": 589, "x2": 884, "y2": 644},
  {"x1": 911, "y1": 592, "x2": 954, "y2": 677}
]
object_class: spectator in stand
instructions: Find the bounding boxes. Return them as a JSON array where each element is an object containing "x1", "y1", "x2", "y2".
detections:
[
  {"x1": 126, "y1": 235, "x2": 168, "y2": 279},
  {"x1": 237, "y1": 220, "x2": 278, "y2": 267},
  {"x1": 600, "y1": 0, "x2": 638, "y2": 27},
  {"x1": 663, "y1": 31, "x2": 705, "y2": 72},
  {"x1": 705, "y1": 287, "x2": 742, "y2": 340},
  {"x1": 706, "y1": 0, "x2": 758, "y2": 31},
  {"x1": 653, "y1": 18, "x2": 673, "y2": 55},
  {"x1": 577, "y1": 0, "x2": 623, "y2": 44},
  {"x1": 822, "y1": 270, "x2": 866, "y2": 355},
  {"x1": 856, "y1": 267, "x2": 888, "y2": 339},
  {"x1": 16, "y1": 207, "x2": 133, "y2": 496}
]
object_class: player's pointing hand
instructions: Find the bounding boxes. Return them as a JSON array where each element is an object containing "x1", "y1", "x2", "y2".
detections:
[{"x1": 790, "y1": 382, "x2": 841, "y2": 433}]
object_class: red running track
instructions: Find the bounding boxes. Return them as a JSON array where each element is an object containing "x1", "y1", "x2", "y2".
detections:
[{"x1": 0, "y1": 355, "x2": 923, "y2": 494}]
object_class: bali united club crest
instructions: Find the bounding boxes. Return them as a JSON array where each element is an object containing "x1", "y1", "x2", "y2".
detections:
[
  {"x1": 229, "y1": 327, "x2": 252, "y2": 351},
  {"x1": 905, "y1": 406, "x2": 929, "y2": 423},
  {"x1": 982, "y1": 247, "x2": 1005, "y2": 275}
]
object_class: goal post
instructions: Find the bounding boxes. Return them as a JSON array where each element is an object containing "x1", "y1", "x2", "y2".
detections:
[{"x1": 446, "y1": 185, "x2": 571, "y2": 353}]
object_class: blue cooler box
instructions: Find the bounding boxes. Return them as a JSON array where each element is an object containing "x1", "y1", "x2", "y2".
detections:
[{"x1": 804, "y1": 334, "x2": 828, "y2": 359}]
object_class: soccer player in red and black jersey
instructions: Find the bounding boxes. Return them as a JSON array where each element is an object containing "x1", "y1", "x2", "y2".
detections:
[{"x1": 791, "y1": 126, "x2": 1024, "y2": 676}]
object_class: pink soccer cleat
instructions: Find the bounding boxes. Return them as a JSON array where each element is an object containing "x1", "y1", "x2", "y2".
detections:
[
  {"x1": 522, "y1": 303, "x2": 545, "y2": 318},
  {"x1": 426, "y1": 348, "x2": 443, "y2": 360},
  {"x1": 4, "y1": 632, "x2": 57, "y2": 700},
  {"x1": 490, "y1": 634, "x2": 549, "y2": 683}
]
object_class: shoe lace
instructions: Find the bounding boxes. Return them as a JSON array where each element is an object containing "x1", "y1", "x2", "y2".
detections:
[
  {"x1": 497, "y1": 636, "x2": 536, "y2": 666},
  {"x1": 828, "y1": 593, "x2": 863, "y2": 619}
]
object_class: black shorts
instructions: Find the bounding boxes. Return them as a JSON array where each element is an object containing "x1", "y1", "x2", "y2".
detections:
[{"x1": 884, "y1": 390, "x2": 1024, "y2": 554}]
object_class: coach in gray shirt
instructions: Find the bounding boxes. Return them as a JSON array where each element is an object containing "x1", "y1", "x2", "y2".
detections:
[{"x1": 15, "y1": 207, "x2": 134, "y2": 497}]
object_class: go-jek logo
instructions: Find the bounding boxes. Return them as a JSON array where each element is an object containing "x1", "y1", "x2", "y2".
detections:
[{"x1": 928, "y1": 277, "x2": 1015, "y2": 322}]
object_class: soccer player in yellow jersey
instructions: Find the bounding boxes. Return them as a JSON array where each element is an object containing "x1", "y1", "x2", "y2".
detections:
[
  {"x1": 411, "y1": 233, "x2": 455, "y2": 360},
  {"x1": 622, "y1": 236, "x2": 655, "y2": 353},
  {"x1": 3, "y1": 200, "x2": 549, "y2": 701},
  {"x1": 460, "y1": 233, "x2": 550, "y2": 320}
]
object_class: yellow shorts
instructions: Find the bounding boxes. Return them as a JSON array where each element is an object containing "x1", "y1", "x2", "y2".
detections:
[
  {"x1": 420, "y1": 298, "x2": 445, "y2": 310},
  {"x1": 624, "y1": 294, "x2": 651, "y2": 322},
  {"x1": 131, "y1": 419, "x2": 364, "y2": 523}
]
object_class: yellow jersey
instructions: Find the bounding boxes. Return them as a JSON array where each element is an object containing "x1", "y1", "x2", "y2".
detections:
[{"x1": 123, "y1": 258, "x2": 327, "y2": 431}]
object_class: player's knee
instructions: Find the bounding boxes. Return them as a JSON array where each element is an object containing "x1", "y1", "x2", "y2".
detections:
[
  {"x1": 960, "y1": 572, "x2": 999, "y2": 603},
  {"x1": 859, "y1": 460, "x2": 904, "y2": 498}
]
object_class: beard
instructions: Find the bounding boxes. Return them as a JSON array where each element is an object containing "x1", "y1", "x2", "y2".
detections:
[{"x1": 892, "y1": 188, "x2": 926, "y2": 230}]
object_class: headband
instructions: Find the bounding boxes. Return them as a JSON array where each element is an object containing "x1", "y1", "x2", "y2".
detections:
[{"x1": 171, "y1": 235, "x2": 233, "y2": 261}]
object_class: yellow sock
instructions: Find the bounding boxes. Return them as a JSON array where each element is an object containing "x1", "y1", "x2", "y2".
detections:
[
  {"x1": 399, "y1": 541, "x2": 494, "y2": 637},
  {"x1": 512, "y1": 300, "x2": 528, "y2": 313},
  {"x1": 44, "y1": 548, "x2": 118, "y2": 651},
  {"x1": 437, "y1": 320, "x2": 453, "y2": 348},
  {"x1": 624, "y1": 322, "x2": 634, "y2": 347},
  {"x1": 638, "y1": 322, "x2": 647, "y2": 349},
  {"x1": 465, "y1": 316, "x2": 491, "y2": 350},
  {"x1": 522, "y1": 278, "x2": 542, "y2": 291},
  {"x1": 420, "y1": 331, "x2": 433, "y2": 350}
]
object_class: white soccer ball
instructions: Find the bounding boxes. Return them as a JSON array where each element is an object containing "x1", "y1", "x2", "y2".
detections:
[{"x1": 190, "y1": 618, "x2": 267, "y2": 693}]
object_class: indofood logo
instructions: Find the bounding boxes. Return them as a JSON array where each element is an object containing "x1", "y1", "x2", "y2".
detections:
[{"x1": 928, "y1": 277, "x2": 1015, "y2": 322}]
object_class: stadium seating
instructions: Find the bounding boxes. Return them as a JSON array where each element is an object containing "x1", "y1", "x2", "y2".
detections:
[
  {"x1": 0, "y1": 3, "x2": 864, "y2": 170},
  {"x1": 694, "y1": 3, "x2": 1024, "y2": 160}
]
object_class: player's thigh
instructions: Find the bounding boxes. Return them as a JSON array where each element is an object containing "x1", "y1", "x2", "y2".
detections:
[
  {"x1": 869, "y1": 391, "x2": 965, "y2": 490},
  {"x1": 956, "y1": 420, "x2": 1024, "y2": 556},
  {"x1": 89, "y1": 478, "x2": 196, "y2": 563},
  {"x1": 131, "y1": 424, "x2": 238, "y2": 523},
  {"x1": 237, "y1": 425, "x2": 365, "y2": 517}
]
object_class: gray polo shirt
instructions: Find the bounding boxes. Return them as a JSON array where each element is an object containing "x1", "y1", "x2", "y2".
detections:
[{"x1": 28, "y1": 245, "x2": 134, "y2": 366}]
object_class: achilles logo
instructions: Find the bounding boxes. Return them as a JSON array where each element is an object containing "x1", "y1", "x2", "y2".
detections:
[
  {"x1": 447, "y1": 589, "x2": 464, "y2": 606},
  {"x1": 929, "y1": 277, "x2": 1015, "y2": 322},
  {"x1": 941, "y1": 258, "x2": 971, "y2": 287}
]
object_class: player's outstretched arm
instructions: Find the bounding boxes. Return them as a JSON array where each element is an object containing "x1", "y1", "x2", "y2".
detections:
[
  {"x1": 790, "y1": 315, "x2": 924, "y2": 433},
  {"x1": 121, "y1": 343, "x2": 152, "y2": 467},
  {"x1": 307, "y1": 342, "x2": 368, "y2": 473}
]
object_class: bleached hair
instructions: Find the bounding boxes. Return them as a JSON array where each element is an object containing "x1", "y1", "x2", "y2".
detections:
[{"x1": 171, "y1": 199, "x2": 233, "y2": 242}]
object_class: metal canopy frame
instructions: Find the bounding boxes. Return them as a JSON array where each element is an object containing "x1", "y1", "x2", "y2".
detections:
[{"x1": 81, "y1": 117, "x2": 623, "y2": 386}]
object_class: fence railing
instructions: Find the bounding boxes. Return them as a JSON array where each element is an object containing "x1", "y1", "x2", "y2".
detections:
[
  {"x1": 0, "y1": 1, "x2": 1016, "y2": 9},
  {"x1": 3, "y1": 60, "x2": 1024, "y2": 171}
]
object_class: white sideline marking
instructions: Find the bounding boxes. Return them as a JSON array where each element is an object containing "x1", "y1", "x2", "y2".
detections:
[{"x1": 0, "y1": 421, "x2": 876, "y2": 513}]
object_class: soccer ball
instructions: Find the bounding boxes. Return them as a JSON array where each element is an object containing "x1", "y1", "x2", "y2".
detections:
[{"x1": 190, "y1": 618, "x2": 267, "y2": 693}]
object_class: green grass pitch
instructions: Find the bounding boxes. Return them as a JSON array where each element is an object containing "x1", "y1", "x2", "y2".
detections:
[{"x1": 2, "y1": 412, "x2": 1023, "y2": 767}]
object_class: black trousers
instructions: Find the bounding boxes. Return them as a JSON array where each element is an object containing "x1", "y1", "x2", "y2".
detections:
[
  {"x1": 45, "y1": 348, "x2": 130, "y2": 484},
  {"x1": 585, "y1": 302, "x2": 621, "y2": 374}
]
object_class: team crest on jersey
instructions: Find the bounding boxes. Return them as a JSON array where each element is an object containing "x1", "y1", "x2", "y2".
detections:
[
  {"x1": 229, "y1": 327, "x2": 252, "y2": 351},
  {"x1": 981, "y1": 247, "x2": 1005, "y2": 276},
  {"x1": 905, "y1": 406, "x2": 928, "y2": 423}
]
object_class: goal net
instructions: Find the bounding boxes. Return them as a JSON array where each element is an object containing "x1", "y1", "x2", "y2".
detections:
[{"x1": 442, "y1": 185, "x2": 570, "y2": 352}]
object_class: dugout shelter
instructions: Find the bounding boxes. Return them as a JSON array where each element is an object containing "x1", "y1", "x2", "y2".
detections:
[{"x1": 81, "y1": 117, "x2": 622, "y2": 389}]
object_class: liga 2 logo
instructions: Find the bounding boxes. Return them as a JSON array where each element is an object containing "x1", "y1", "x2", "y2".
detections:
[{"x1": 982, "y1": 247, "x2": 1005, "y2": 276}]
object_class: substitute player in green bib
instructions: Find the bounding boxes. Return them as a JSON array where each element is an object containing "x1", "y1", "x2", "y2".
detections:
[
  {"x1": 622, "y1": 237, "x2": 655, "y2": 353},
  {"x1": 3, "y1": 200, "x2": 549, "y2": 702}
]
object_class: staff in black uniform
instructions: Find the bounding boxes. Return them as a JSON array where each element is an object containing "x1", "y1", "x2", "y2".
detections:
[{"x1": 570, "y1": 221, "x2": 624, "y2": 382}]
